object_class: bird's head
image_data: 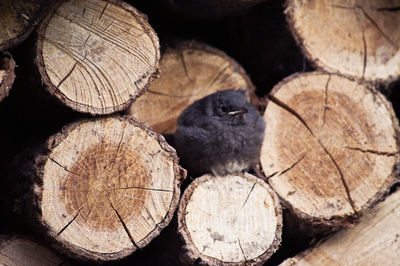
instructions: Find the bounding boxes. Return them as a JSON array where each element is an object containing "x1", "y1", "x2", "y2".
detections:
[{"x1": 207, "y1": 89, "x2": 249, "y2": 123}]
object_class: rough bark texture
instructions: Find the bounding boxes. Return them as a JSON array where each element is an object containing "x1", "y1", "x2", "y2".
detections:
[
  {"x1": 165, "y1": 0, "x2": 266, "y2": 19},
  {"x1": 178, "y1": 173, "x2": 282, "y2": 265},
  {"x1": 35, "y1": 0, "x2": 160, "y2": 115},
  {"x1": 280, "y1": 188, "x2": 400, "y2": 266},
  {"x1": 128, "y1": 41, "x2": 256, "y2": 134},
  {"x1": 285, "y1": 0, "x2": 400, "y2": 85},
  {"x1": 0, "y1": 52, "x2": 16, "y2": 102},
  {"x1": 0, "y1": 0, "x2": 54, "y2": 51},
  {"x1": 261, "y1": 72, "x2": 400, "y2": 230},
  {"x1": 0, "y1": 234, "x2": 65, "y2": 266},
  {"x1": 11, "y1": 116, "x2": 184, "y2": 261}
]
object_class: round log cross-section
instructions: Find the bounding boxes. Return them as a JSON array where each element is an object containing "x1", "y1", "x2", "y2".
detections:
[
  {"x1": 261, "y1": 72, "x2": 399, "y2": 227},
  {"x1": 25, "y1": 116, "x2": 183, "y2": 261},
  {"x1": 36, "y1": 0, "x2": 160, "y2": 115},
  {"x1": 285, "y1": 0, "x2": 400, "y2": 84},
  {"x1": 128, "y1": 41, "x2": 255, "y2": 134},
  {"x1": 178, "y1": 173, "x2": 282, "y2": 265}
]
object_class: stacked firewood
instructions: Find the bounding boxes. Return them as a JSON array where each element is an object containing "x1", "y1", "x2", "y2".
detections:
[{"x1": 0, "y1": 0, "x2": 399, "y2": 265}]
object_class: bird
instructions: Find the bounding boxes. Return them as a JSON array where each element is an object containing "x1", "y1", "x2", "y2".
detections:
[{"x1": 174, "y1": 89, "x2": 265, "y2": 177}]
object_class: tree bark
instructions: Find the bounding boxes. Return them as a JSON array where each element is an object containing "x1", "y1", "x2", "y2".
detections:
[
  {"x1": 285, "y1": 0, "x2": 400, "y2": 85},
  {"x1": 128, "y1": 41, "x2": 256, "y2": 134},
  {"x1": 35, "y1": 0, "x2": 160, "y2": 115},
  {"x1": 280, "y1": 188, "x2": 400, "y2": 266},
  {"x1": 10, "y1": 116, "x2": 184, "y2": 261},
  {"x1": 0, "y1": 234, "x2": 66, "y2": 266},
  {"x1": 178, "y1": 173, "x2": 282, "y2": 265},
  {"x1": 165, "y1": 0, "x2": 266, "y2": 19},
  {"x1": 261, "y1": 72, "x2": 400, "y2": 231},
  {"x1": 0, "y1": 0, "x2": 54, "y2": 51},
  {"x1": 0, "y1": 52, "x2": 15, "y2": 102}
]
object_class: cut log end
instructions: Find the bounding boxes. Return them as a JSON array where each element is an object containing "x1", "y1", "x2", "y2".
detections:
[
  {"x1": 128, "y1": 41, "x2": 255, "y2": 134},
  {"x1": 261, "y1": 71, "x2": 400, "y2": 228},
  {"x1": 36, "y1": 0, "x2": 160, "y2": 115},
  {"x1": 285, "y1": 0, "x2": 400, "y2": 84},
  {"x1": 30, "y1": 116, "x2": 183, "y2": 261},
  {"x1": 0, "y1": 52, "x2": 16, "y2": 102},
  {"x1": 0, "y1": 235, "x2": 64, "y2": 266},
  {"x1": 178, "y1": 173, "x2": 282, "y2": 265}
]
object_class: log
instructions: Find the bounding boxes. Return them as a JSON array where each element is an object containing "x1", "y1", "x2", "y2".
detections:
[
  {"x1": 165, "y1": 0, "x2": 266, "y2": 19},
  {"x1": 11, "y1": 116, "x2": 184, "y2": 261},
  {"x1": 280, "y1": 188, "x2": 400, "y2": 266},
  {"x1": 261, "y1": 72, "x2": 400, "y2": 230},
  {"x1": 128, "y1": 41, "x2": 255, "y2": 134},
  {"x1": 0, "y1": 234, "x2": 65, "y2": 266},
  {"x1": 285, "y1": 0, "x2": 400, "y2": 84},
  {"x1": 0, "y1": 0, "x2": 54, "y2": 51},
  {"x1": 36, "y1": 0, "x2": 160, "y2": 115},
  {"x1": 178, "y1": 173, "x2": 282, "y2": 265},
  {"x1": 0, "y1": 52, "x2": 16, "y2": 102}
]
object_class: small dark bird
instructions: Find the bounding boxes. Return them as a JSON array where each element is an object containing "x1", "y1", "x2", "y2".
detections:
[{"x1": 174, "y1": 89, "x2": 265, "y2": 177}]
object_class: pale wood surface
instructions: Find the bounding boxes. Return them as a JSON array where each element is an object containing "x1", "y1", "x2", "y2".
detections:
[
  {"x1": 31, "y1": 116, "x2": 183, "y2": 261},
  {"x1": 36, "y1": 0, "x2": 160, "y2": 114},
  {"x1": 0, "y1": 235, "x2": 63, "y2": 266},
  {"x1": 286, "y1": 0, "x2": 400, "y2": 84},
  {"x1": 178, "y1": 173, "x2": 282, "y2": 265},
  {"x1": 261, "y1": 72, "x2": 399, "y2": 225},
  {"x1": 128, "y1": 41, "x2": 254, "y2": 134},
  {"x1": 281, "y1": 189, "x2": 400, "y2": 266}
]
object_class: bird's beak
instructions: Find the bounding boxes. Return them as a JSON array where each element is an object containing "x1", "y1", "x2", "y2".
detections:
[{"x1": 227, "y1": 108, "x2": 248, "y2": 116}]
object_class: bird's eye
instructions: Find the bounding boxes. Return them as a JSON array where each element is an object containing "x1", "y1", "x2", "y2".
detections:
[{"x1": 221, "y1": 106, "x2": 228, "y2": 113}]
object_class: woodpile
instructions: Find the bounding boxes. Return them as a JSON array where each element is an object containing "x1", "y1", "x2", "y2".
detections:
[{"x1": 0, "y1": 0, "x2": 399, "y2": 265}]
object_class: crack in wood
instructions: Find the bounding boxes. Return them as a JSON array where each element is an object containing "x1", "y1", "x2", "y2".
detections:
[
  {"x1": 356, "y1": 5, "x2": 398, "y2": 49},
  {"x1": 361, "y1": 30, "x2": 367, "y2": 81},
  {"x1": 322, "y1": 75, "x2": 331, "y2": 127},
  {"x1": 56, "y1": 207, "x2": 83, "y2": 236},
  {"x1": 269, "y1": 95, "x2": 357, "y2": 214},
  {"x1": 99, "y1": 1, "x2": 109, "y2": 20},
  {"x1": 241, "y1": 181, "x2": 257, "y2": 208},
  {"x1": 376, "y1": 6, "x2": 400, "y2": 12},
  {"x1": 346, "y1": 146, "x2": 399, "y2": 156},
  {"x1": 48, "y1": 157, "x2": 83, "y2": 178},
  {"x1": 108, "y1": 198, "x2": 139, "y2": 249},
  {"x1": 332, "y1": 4, "x2": 398, "y2": 48},
  {"x1": 237, "y1": 238, "x2": 247, "y2": 262},
  {"x1": 318, "y1": 139, "x2": 357, "y2": 214},
  {"x1": 180, "y1": 51, "x2": 193, "y2": 82},
  {"x1": 269, "y1": 95, "x2": 315, "y2": 136},
  {"x1": 56, "y1": 52, "x2": 87, "y2": 89},
  {"x1": 280, "y1": 153, "x2": 307, "y2": 176}
]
